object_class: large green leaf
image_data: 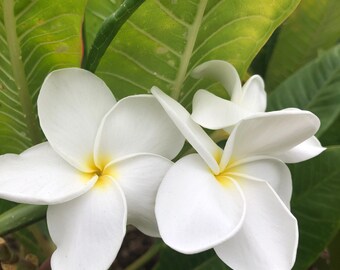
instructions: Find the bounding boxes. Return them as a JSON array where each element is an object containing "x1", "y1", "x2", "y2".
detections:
[
  {"x1": 290, "y1": 147, "x2": 340, "y2": 269},
  {"x1": 86, "y1": 0, "x2": 300, "y2": 107},
  {"x1": 0, "y1": 0, "x2": 86, "y2": 154},
  {"x1": 153, "y1": 247, "x2": 231, "y2": 270},
  {"x1": 266, "y1": 0, "x2": 340, "y2": 90},
  {"x1": 267, "y1": 45, "x2": 340, "y2": 137}
]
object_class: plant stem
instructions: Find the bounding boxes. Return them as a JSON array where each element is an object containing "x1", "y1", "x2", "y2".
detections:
[{"x1": 125, "y1": 242, "x2": 163, "y2": 270}]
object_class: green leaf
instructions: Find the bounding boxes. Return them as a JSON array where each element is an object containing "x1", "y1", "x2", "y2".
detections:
[
  {"x1": 0, "y1": 0, "x2": 86, "y2": 154},
  {"x1": 290, "y1": 147, "x2": 340, "y2": 269},
  {"x1": 267, "y1": 45, "x2": 340, "y2": 137},
  {"x1": 320, "y1": 115, "x2": 340, "y2": 146},
  {"x1": 153, "y1": 246, "x2": 231, "y2": 270},
  {"x1": 84, "y1": 0, "x2": 145, "y2": 72},
  {"x1": 85, "y1": 0, "x2": 300, "y2": 106},
  {"x1": 266, "y1": 0, "x2": 340, "y2": 90},
  {"x1": 0, "y1": 204, "x2": 47, "y2": 236}
]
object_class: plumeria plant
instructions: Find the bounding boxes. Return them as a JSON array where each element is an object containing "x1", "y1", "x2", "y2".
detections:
[{"x1": 0, "y1": 0, "x2": 339, "y2": 270}]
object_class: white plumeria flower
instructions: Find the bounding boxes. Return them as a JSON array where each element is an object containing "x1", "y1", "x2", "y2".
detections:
[
  {"x1": 191, "y1": 60, "x2": 266, "y2": 132},
  {"x1": 190, "y1": 60, "x2": 324, "y2": 163},
  {"x1": 0, "y1": 69, "x2": 184, "y2": 270},
  {"x1": 151, "y1": 87, "x2": 324, "y2": 270}
]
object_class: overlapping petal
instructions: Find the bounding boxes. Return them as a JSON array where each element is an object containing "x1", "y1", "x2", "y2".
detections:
[
  {"x1": 155, "y1": 154, "x2": 245, "y2": 253},
  {"x1": 192, "y1": 90, "x2": 251, "y2": 129},
  {"x1": 94, "y1": 95, "x2": 184, "y2": 169},
  {"x1": 47, "y1": 178, "x2": 127, "y2": 270},
  {"x1": 214, "y1": 179, "x2": 298, "y2": 270},
  {"x1": 191, "y1": 60, "x2": 242, "y2": 97},
  {"x1": 237, "y1": 75, "x2": 266, "y2": 112},
  {"x1": 38, "y1": 68, "x2": 116, "y2": 172},
  {"x1": 227, "y1": 156, "x2": 292, "y2": 208},
  {"x1": 151, "y1": 87, "x2": 222, "y2": 174},
  {"x1": 106, "y1": 153, "x2": 173, "y2": 237},
  {"x1": 0, "y1": 143, "x2": 97, "y2": 205},
  {"x1": 273, "y1": 136, "x2": 326, "y2": 163},
  {"x1": 221, "y1": 110, "x2": 320, "y2": 169}
]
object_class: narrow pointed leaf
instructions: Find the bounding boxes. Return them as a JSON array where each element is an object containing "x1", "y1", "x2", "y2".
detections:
[
  {"x1": 0, "y1": 0, "x2": 86, "y2": 154},
  {"x1": 0, "y1": 204, "x2": 47, "y2": 236},
  {"x1": 85, "y1": 0, "x2": 300, "y2": 106},
  {"x1": 266, "y1": 0, "x2": 340, "y2": 90}
]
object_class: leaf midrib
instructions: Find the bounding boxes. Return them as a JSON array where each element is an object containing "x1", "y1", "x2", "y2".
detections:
[
  {"x1": 170, "y1": 0, "x2": 208, "y2": 100},
  {"x1": 3, "y1": 0, "x2": 41, "y2": 145}
]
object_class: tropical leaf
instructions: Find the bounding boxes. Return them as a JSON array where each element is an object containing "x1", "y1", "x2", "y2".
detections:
[
  {"x1": 266, "y1": 0, "x2": 340, "y2": 90},
  {"x1": 267, "y1": 45, "x2": 340, "y2": 137},
  {"x1": 85, "y1": 0, "x2": 300, "y2": 107},
  {"x1": 290, "y1": 147, "x2": 340, "y2": 269},
  {"x1": 0, "y1": 0, "x2": 86, "y2": 154},
  {"x1": 153, "y1": 246, "x2": 231, "y2": 270}
]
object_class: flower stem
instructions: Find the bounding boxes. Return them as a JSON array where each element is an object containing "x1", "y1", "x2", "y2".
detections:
[{"x1": 125, "y1": 241, "x2": 163, "y2": 270}]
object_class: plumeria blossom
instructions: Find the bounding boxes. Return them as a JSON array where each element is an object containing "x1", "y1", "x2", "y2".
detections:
[
  {"x1": 151, "y1": 87, "x2": 324, "y2": 270},
  {"x1": 191, "y1": 60, "x2": 266, "y2": 132},
  {"x1": 190, "y1": 60, "x2": 324, "y2": 163},
  {"x1": 0, "y1": 69, "x2": 184, "y2": 270}
]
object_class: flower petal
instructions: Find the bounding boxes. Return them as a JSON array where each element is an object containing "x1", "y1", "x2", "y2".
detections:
[
  {"x1": 47, "y1": 177, "x2": 127, "y2": 270},
  {"x1": 273, "y1": 136, "x2": 326, "y2": 163},
  {"x1": 38, "y1": 68, "x2": 116, "y2": 172},
  {"x1": 94, "y1": 95, "x2": 184, "y2": 169},
  {"x1": 151, "y1": 87, "x2": 222, "y2": 174},
  {"x1": 107, "y1": 153, "x2": 173, "y2": 237},
  {"x1": 155, "y1": 154, "x2": 245, "y2": 253},
  {"x1": 228, "y1": 156, "x2": 292, "y2": 208},
  {"x1": 214, "y1": 179, "x2": 298, "y2": 270},
  {"x1": 238, "y1": 75, "x2": 266, "y2": 112},
  {"x1": 191, "y1": 60, "x2": 242, "y2": 97},
  {"x1": 191, "y1": 90, "x2": 251, "y2": 129},
  {"x1": 0, "y1": 143, "x2": 97, "y2": 205},
  {"x1": 220, "y1": 110, "x2": 320, "y2": 169}
]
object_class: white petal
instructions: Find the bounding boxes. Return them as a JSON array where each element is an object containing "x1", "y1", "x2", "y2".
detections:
[
  {"x1": 238, "y1": 75, "x2": 266, "y2": 112},
  {"x1": 0, "y1": 143, "x2": 97, "y2": 205},
  {"x1": 48, "y1": 178, "x2": 127, "y2": 270},
  {"x1": 38, "y1": 68, "x2": 116, "y2": 172},
  {"x1": 155, "y1": 154, "x2": 245, "y2": 253},
  {"x1": 191, "y1": 60, "x2": 242, "y2": 97},
  {"x1": 273, "y1": 136, "x2": 326, "y2": 163},
  {"x1": 94, "y1": 95, "x2": 184, "y2": 169},
  {"x1": 191, "y1": 90, "x2": 251, "y2": 130},
  {"x1": 151, "y1": 87, "x2": 222, "y2": 174},
  {"x1": 228, "y1": 156, "x2": 292, "y2": 208},
  {"x1": 220, "y1": 110, "x2": 320, "y2": 169},
  {"x1": 106, "y1": 153, "x2": 173, "y2": 237},
  {"x1": 214, "y1": 179, "x2": 298, "y2": 270}
]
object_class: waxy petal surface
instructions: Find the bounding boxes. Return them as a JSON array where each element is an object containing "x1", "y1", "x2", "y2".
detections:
[
  {"x1": 0, "y1": 143, "x2": 97, "y2": 204},
  {"x1": 48, "y1": 178, "x2": 127, "y2": 270},
  {"x1": 108, "y1": 153, "x2": 173, "y2": 237},
  {"x1": 152, "y1": 87, "x2": 222, "y2": 174},
  {"x1": 38, "y1": 68, "x2": 115, "y2": 172},
  {"x1": 238, "y1": 75, "x2": 266, "y2": 112},
  {"x1": 94, "y1": 95, "x2": 184, "y2": 169},
  {"x1": 273, "y1": 136, "x2": 326, "y2": 163},
  {"x1": 192, "y1": 90, "x2": 251, "y2": 129},
  {"x1": 229, "y1": 157, "x2": 292, "y2": 207},
  {"x1": 214, "y1": 179, "x2": 298, "y2": 270},
  {"x1": 191, "y1": 60, "x2": 242, "y2": 97},
  {"x1": 156, "y1": 154, "x2": 245, "y2": 253},
  {"x1": 221, "y1": 110, "x2": 320, "y2": 169}
]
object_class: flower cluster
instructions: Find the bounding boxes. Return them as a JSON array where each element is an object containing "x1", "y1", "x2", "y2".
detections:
[{"x1": 0, "y1": 62, "x2": 324, "y2": 270}]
